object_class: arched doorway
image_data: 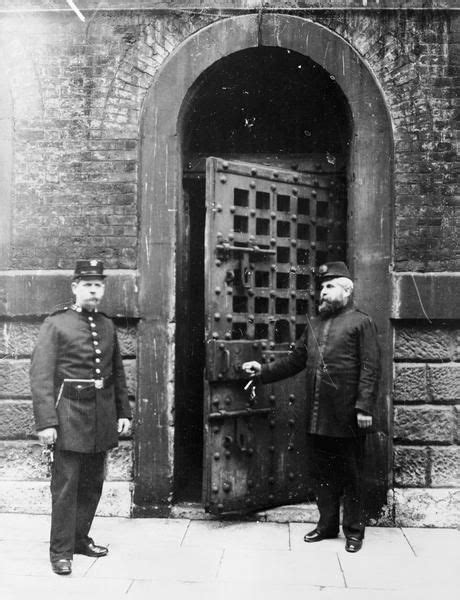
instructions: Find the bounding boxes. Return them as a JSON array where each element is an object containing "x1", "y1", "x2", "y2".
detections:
[
  {"x1": 175, "y1": 46, "x2": 352, "y2": 501},
  {"x1": 135, "y1": 14, "x2": 393, "y2": 516}
]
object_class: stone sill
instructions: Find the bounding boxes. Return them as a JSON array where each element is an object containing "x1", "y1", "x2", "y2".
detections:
[
  {"x1": 391, "y1": 273, "x2": 460, "y2": 321},
  {"x1": 0, "y1": 271, "x2": 458, "y2": 320},
  {"x1": 0, "y1": 270, "x2": 139, "y2": 318},
  {"x1": 3, "y1": 486, "x2": 458, "y2": 527}
]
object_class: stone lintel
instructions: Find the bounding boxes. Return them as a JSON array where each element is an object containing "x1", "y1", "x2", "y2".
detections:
[
  {"x1": 0, "y1": 270, "x2": 139, "y2": 318},
  {"x1": 391, "y1": 273, "x2": 460, "y2": 321}
]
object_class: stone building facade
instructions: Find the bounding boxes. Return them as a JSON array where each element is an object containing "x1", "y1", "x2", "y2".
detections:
[{"x1": 0, "y1": 1, "x2": 458, "y2": 526}]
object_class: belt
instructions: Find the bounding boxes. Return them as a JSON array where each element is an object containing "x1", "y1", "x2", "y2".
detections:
[
  {"x1": 56, "y1": 375, "x2": 114, "y2": 406},
  {"x1": 62, "y1": 375, "x2": 114, "y2": 390}
]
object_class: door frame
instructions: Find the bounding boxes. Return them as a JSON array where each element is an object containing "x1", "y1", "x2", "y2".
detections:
[{"x1": 134, "y1": 13, "x2": 393, "y2": 516}]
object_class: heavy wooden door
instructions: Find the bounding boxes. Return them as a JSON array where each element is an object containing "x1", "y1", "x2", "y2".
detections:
[{"x1": 203, "y1": 157, "x2": 346, "y2": 514}]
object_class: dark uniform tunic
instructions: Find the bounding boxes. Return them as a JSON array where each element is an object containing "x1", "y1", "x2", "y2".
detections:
[
  {"x1": 260, "y1": 305, "x2": 380, "y2": 539},
  {"x1": 30, "y1": 305, "x2": 131, "y2": 560},
  {"x1": 261, "y1": 305, "x2": 380, "y2": 437},
  {"x1": 31, "y1": 306, "x2": 131, "y2": 452}
]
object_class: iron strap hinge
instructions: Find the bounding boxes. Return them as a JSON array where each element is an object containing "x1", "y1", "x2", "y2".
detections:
[
  {"x1": 208, "y1": 407, "x2": 271, "y2": 420},
  {"x1": 215, "y1": 244, "x2": 276, "y2": 256}
]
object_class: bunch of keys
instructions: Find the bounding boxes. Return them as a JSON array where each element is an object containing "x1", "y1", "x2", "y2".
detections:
[
  {"x1": 244, "y1": 377, "x2": 257, "y2": 401},
  {"x1": 42, "y1": 443, "x2": 55, "y2": 477}
]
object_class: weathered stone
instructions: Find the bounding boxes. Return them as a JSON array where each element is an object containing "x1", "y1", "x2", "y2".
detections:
[
  {"x1": 124, "y1": 358, "x2": 137, "y2": 397},
  {"x1": 393, "y1": 446, "x2": 428, "y2": 487},
  {"x1": 391, "y1": 273, "x2": 460, "y2": 320},
  {"x1": 394, "y1": 326, "x2": 453, "y2": 361},
  {"x1": 0, "y1": 440, "x2": 47, "y2": 479},
  {"x1": 430, "y1": 447, "x2": 460, "y2": 487},
  {"x1": 115, "y1": 324, "x2": 137, "y2": 357},
  {"x1": 394, "y1": 488, "x2": 460, "y2": 528},
  {"x1": 0, "y1": 321, "x2": 137, "y2": 358},
  {"x1": 0, "y1": 359, "x2": 31, "y2": 397},
  {"x1": 393, "y1": 364, "x2": 427, "y2": 403},
  {"x1": 0, "y1": 480, "x2": 132, "y2": 517},
  {"x1": 97, "y1": 482, "x2": 132, "y2": 517},
  {"x1": 394, "y1": 406, "x2": 455, "y2": 443},
  {"x1": 0, "y1": 400, "x2": 35, "y2": 439},
  {"x1": 455, "y1": 406, "x2": 460, "y2": 444},
  {"x1": 428, "y1": 364, "x2": 460, "y2": 402},
  {"x1": 0, "y1": 440, "x2": 133, "y2": 481},
  {"x1": 0, "y1": 321, "x2": 41, "y2": 357},
  {"x1": 106, "y1": 441, "x2": 133, "y2": 481}
]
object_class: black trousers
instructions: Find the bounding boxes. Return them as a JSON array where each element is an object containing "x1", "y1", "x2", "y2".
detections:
[
  {"x1": 308, "y1": 434, "x2": 366, "y2": 540},
  {"x1": 50, "y1": 449, "x2": 106, "y2": 560}
]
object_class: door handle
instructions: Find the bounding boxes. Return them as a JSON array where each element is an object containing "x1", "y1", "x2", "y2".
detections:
[{"x1": 208, "y1": 408, "x2": 271, "y2": 420}]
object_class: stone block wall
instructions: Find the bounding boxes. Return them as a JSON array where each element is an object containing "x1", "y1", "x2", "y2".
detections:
[
  {"x1": 0, "y1": 318, "x2": 136, "y2": 516},
  {"x1": 392, "y1": 322, "x2": 460, "y2": 526}
]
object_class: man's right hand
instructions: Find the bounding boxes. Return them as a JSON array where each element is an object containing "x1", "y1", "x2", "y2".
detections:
[
  {"x1": 38, "y1": 427, "x2": 57, "y2": 445},
  {"x1": 242, "y1": 361, "x2": 262, "y2": 376}
]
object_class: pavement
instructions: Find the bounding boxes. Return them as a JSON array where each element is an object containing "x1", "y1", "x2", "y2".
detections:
[{"x1": 0, "y1": 513, "x2": 459, "y2": 600}]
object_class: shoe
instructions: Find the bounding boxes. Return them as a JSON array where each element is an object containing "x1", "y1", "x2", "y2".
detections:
[
  {"x1": 51, "y1": 558, "x2": 72, "y2": 575},
  {"x1": 74, "y1": 539, "x2": 108, "y2": 557},
  {"x1": 303, "y1": 528, "x2": 338, "y2": 543},
  {"x1": 345, "y1": 537, "x2": 363, "y2": 553}
]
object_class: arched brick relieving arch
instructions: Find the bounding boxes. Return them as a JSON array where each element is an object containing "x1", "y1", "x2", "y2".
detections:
[{"x1": 135, "y1": 13, "x2": 393, "y2": 516}]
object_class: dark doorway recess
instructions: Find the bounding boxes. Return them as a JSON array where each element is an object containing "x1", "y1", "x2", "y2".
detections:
[{"x1": 174, "y1": 46, "x2": 352, "y2": 502}]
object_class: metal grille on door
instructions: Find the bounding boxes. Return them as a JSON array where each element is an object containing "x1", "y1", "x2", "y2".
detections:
[{"x1": 203, "y1": 156, "x2": 346, "y2": 514}]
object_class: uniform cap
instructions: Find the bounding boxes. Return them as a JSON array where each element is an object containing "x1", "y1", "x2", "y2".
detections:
[
  {"x1": 317, "y1": 261, "x2": 352, "y2": 281},
  {"x1": 73, "y1": 259, "x2": 105, "y2": 280}
]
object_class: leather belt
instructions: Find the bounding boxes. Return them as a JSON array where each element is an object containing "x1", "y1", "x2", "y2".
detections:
[{"x1": 56, "y1": 375, "x2": 114, "y2": 406}]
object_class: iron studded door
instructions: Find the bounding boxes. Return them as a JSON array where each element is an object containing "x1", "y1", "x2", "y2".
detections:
[{"x1": 203, "y1": 156, "x2": 346, "y2": 514}]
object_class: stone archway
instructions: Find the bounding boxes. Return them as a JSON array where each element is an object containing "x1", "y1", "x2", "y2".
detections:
[{"x1": 135, "y1": 13, "x2": 393, "y2": 516}]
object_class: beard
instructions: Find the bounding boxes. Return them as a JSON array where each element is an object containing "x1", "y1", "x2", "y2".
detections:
[
  {"x1": 318, "y1": 298, "x2": 345, "y2": 316},
  {"x1": 80, "y1": 298, "x2": 100, "y2": 311}
]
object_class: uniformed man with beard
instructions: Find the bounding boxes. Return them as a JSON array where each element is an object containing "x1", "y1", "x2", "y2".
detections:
[
  {"x1": 242, "y1": 262, "x2": 380, "y2": 553},
  {"x1": 30, "y1": 260, "x2": 132, "y2": 575}
]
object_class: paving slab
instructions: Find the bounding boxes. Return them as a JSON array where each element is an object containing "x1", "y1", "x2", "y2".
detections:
[
  {"x1": 90, "y1": 515, "x2": 189, "y2": 547},
  {"x1": 127, "y1": 580, "x2": 339, "y2": 600},
  {"x1": 0, "y1": 554, "x2": 93, "y2": 578},
  {"x1": 183, "y1": 519, "x2": 289, "y2": 550},
  {"x1": 338, "y1": 552, "x2": 460, "y2": 591},
  {"x1": 402, "y1": 526, "x2": 460, "y2": 557},
  {"x1": 217, "y1": 547, "x2": 345, "y2": 587},
  {"x1": 0, "y1": 513, "x2": 49, "y2": 541},
  {"x1": 0, "y1": 514, "x2": 458, "y2": 600},
  {"x1": 85, "y1": 545, "x2": 224, "y2": 581},
  {"x1": 0, "y1": 573, "x2": 131, "y2": 600},
  {"x1": 289, "y1": 525, "x2": 415, "y2": 557}
]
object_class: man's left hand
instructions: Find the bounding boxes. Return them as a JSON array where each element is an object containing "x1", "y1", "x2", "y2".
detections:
[
  {"x1": 118, "y1": 418, "x2": 131, "y2": 435},
  {"x1": 357, "y1": 412, "x2": 373, "y2": 429}
]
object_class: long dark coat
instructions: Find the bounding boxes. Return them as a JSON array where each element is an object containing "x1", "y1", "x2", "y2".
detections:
[
  {"x1": 30, "y1": 307, "x2": 132, "y2": 453},
  {"x1": 261, "y1": 305, "x2": 380, "y2": 437}
]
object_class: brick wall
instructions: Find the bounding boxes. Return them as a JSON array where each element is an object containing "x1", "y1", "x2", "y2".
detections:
[
  {"x1": 1, "y1": 10, "x2": 457, "y2": 271},
  {"x1": 0, "y1": 7, "x2": 458, "y2": 523}
]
